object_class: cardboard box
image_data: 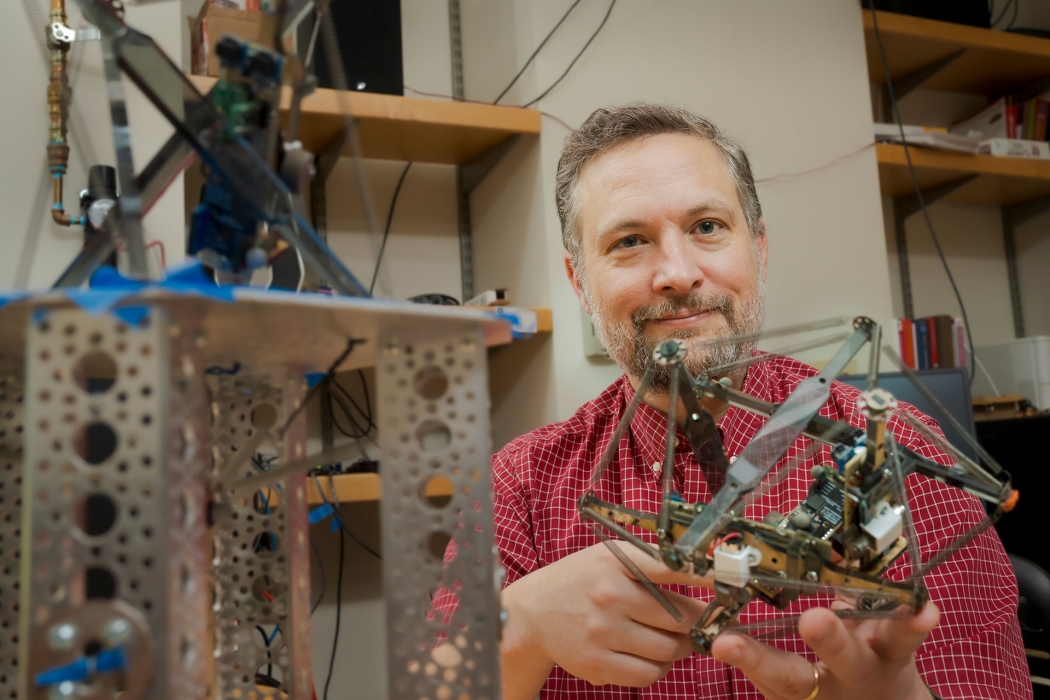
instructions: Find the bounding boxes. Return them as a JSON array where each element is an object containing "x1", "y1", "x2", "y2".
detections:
[{"x1": 190, "y1": 2, "x2": 275, "y2": 77}]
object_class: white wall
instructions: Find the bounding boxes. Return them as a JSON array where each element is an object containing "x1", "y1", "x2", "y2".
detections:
[
  {"x1": 464, "y1": 0, "x2": 897, "y2": 434},
  {"x1": 2, "y1": 0, "x2": 187, "y2": 291}
]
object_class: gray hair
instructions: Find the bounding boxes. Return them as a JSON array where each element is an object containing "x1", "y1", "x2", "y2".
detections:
[{"x1": 555, "y1": 104, "x2": 763, "y2": 270}]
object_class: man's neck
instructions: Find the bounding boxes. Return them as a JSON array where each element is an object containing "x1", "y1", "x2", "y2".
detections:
[{"x1": 626, "y1": 368, "x2": 745, "y2": 427}]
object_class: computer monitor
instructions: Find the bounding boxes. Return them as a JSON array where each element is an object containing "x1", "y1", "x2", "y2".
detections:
[{"x1": 837, "y1": 367, "x2": 978, "y2": 462}]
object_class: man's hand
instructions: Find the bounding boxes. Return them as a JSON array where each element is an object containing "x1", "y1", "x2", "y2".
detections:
[
  {"x1": 710, "y1": 600, "x2": 940, "y2": 700},
  {"x1": 500, "y1": 542, "x2": 708, "y2": 700}
]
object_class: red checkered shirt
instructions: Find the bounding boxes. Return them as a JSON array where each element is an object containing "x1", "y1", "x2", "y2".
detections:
[{"x1": 492, "y1": 356, "x2": 1031, "y2": 700}]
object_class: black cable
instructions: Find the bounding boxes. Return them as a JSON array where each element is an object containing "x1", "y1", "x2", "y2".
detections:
[
  {"x1": 991, "y1": 0, "x2": 1015, "y2": 27},
  {"x1": 331, "y1": 377, "x2": 376, "y2": 433},
  {"x1": 369, "y1": 162, "x2": 413, "y2": 296},
  {"x1": 868, "y1": 2, "x2": 977, "y2": 385},
  {"x1": 493, "y1": 0, "x2": 584, "y2": 104},
  {"x1": 310, "y1": 535, "x2": 327, "y2": 615},
  {"x1": 322, "y1": 526, "x2": 344, "y2": 700},
  {"x1": 1008, "y1": 0, "x2": 1020, "y2": 30},
  {"x1": 523, "y1": 0, "x2": 617, "y2": 108},
  {"x1": 310, "y1": 472, "x2": 382, "y2": 559}
]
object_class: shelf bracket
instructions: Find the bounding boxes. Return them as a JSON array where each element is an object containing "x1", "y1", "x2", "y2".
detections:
[
  {"x1": 892, "y1": 174, "x2": 977, "y2": 318},
  {"x1": 461, "y1": 135, "x2": 521, "y2": 194},
  {"x1": 449, "y1": 0, "x2": 475, "y2": 302},
  {"x1": 881, "y1": 49, "x2": 966, "y2": 122},
  {"x1": 1000, "y1": 196, "x2": 1050, "y2": 338}
]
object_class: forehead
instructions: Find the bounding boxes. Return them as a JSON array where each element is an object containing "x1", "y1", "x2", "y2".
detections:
[{"x1": 576, "y1": 132, "x2": 742, "y2": 236}]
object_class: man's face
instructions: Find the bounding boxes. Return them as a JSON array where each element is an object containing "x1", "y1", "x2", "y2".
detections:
[{"x1": 566, "y1": 133, "x2": 768, "y2": 392}]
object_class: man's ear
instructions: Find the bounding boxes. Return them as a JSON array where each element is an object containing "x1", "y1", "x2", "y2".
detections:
[
  {"x1": 756, "y1": 219, "x2": 768, "y2": 282},
  {"x1": 564, "y1": 253, "x2": 591, "y2": 314}
]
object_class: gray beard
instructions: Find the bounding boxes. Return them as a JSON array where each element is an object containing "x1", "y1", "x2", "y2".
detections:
[{"x1": 584, "y1": 282, "x2": 766, "y2": 395}]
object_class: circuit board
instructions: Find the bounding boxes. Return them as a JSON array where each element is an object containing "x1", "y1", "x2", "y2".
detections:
[{"x1": 780, "y1": 469, "x2": 849, "y2": 541}]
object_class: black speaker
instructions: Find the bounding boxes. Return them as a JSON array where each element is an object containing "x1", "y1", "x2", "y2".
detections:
[
  {"x1": 306, "y1": 0, "x2": 404, "y2": 96},
  {"x1": 867, "y1": 0, "x2": 991, "y2": 28}
]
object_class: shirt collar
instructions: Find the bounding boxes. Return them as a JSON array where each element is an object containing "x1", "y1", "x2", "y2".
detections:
[{"x1": 621, "y1": 357, "x2": 781, "y2": 482}]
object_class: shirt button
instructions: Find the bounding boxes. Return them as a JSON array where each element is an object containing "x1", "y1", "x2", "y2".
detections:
[
  {"x1": 729, "y1": 455, "x2": 737, "y2": 464},
  {"x1": 674, "y1": 437, "x2": 680, "y2": 447},
  {"x1": 652, "y1": 462, "x2": 661, "y2": 473}
]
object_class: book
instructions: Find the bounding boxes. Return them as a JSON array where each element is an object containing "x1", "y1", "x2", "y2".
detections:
[
  {"x1": 915, "y1": 320, "x2": 931, "y2": 370},
  {"x1": 953, "y1": 317, "x2": 966, "y2": 368},
  {"x1": 874, "y1": 124, "x2": 978, "y2": 153},
  {"x1": 978, "y1": 138, "x2": 1050, "y2": 159},
  {"x1": 926, "y1": 318, "x2": 939, "y2": 368},
  {"x1": 950, "y1": 96, "x2": 1009, "y2": 140},
  {"x1": 898, "y1": 319, "x2": 915, "y2": 369},
  {"x1": 1037, "y1": 99, "x2": 1049, "y2": 141},
  {"x1": 1026, "y1": 99, "x2": 1039, "y2": 140},
  {"x1": 1006, "y1": 103, "x2": 1018, "y2": 139},
  {"x1": 933, "y1": 315, "x2": 955, "y2": 369}
]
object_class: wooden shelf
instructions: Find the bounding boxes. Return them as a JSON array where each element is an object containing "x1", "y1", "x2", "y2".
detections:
[
  {"x1": 307, "y1": 472, "x2": 454, "y2": 505},
  {"x1": 863, "y1": 10, "x2": 1050, "y2": 97},
  {"x1": 876, "y1": 143, "x2": 1050, "y2": 206},
  {"x1": 187, "y1": 75, "x2": 541, "y2": 164}
]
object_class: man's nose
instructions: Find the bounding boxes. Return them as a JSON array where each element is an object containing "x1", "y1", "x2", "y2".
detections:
[{"x1": 651, "y1": 232, "x2": 704, "y2": 295}]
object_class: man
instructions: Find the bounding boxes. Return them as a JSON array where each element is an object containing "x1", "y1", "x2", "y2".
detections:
[{"x1": 493, "y1": 105, "x2": 1030, "y2": 700}]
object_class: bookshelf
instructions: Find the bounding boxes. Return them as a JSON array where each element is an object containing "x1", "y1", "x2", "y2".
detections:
[
  {"x1": 186, "y1": 75, "x2": 542, "y2": 165},
  {"x1": 876, "y1": 143, "x2": 1050, "y2": 206},
  {"x1": 862, "y1": 10, "x2": 1050, "y2": 98},
  {"x1": 863, "y1": 11, "x2": 1050, "y2": 333},
  {"x1": 307, "y1": 472, "x2": 454, "y2": 505}
]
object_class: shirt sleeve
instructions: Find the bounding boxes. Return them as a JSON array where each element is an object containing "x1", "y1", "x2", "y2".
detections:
[
  {"x1": 492, "y1": 442, "x2": 541, "y2": 586},
  {"x1": 888, "y1": 409, "x2": 1031, "y2": 700}
]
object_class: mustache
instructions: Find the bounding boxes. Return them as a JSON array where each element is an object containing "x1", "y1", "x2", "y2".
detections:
[{"x1": 630, "y1": 292, "x2": 734, "y2": 329}]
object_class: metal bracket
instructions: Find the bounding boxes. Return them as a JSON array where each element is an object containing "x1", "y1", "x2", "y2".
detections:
[
  {"x1": 461, "y1": 135, "x2": 520, "y2": 195},
  {"x1": 1001, "y1": 196, "x2": 1050, "y2": 338},
  {"x1": 891, "y1": 175, "x2": 977, "y2": 318},
  {"x1": 880, "y1": 50, "x2": 966, "y2": 122},
  {"x1": 51, "y1": 22, "x2": 101, "y2": 43}
]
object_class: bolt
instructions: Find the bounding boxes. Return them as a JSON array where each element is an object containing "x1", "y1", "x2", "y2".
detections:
[
  {"x1": 658, "y1": 339, "x2": 679, "y2": 358},
  {"x1": 49, "y1": 682, "x2": 76, "y2": 700},
  {"x1": 104, "y1": 618, "x2": 131, "y2": 646},
  {"x1": 805, "y1": 570, "x2": 819, "y2": 582},
  {"x1": 48, "y1": 623, "x2": 76, "y2": 651}
]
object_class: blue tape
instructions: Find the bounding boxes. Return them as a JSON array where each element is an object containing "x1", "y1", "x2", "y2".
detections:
[
  {"x1": 305, "y1": 372, "x2": 326, "y2": 388},
  {"x1": 34, "y1": 647, "x2": 126, "y2": 686},
  {"x1": 308, "y1": 502, "x2": 334, "y2": 525}
]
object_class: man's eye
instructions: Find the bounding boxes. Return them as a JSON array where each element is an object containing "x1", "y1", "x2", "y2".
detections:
[
  {"x1": 697, "y1": 220, "x2": 719, "y2": 235},
  {"x1": 618, "y1": 236, "x2": 641, "y2": 248}
]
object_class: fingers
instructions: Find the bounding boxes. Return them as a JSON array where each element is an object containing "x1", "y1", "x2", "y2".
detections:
[
  {"x1": 603, "y1": 540, "x2": 714, "y2": 590},
  {"x1": 868, "y1": 600, "x2": 940, "y2": 662},
  {"x1": 608, "y1": 623, "x2": 695, "y2": 664},
  {"x1": 711, "y1": 633, "x2": 820, "y2": 700},
  {"x1": 626, "y1": 586, "x2": 707, "y2": 632},
  {"x1": 797, "y1": 607, "x2": 877, "y2": 686}
]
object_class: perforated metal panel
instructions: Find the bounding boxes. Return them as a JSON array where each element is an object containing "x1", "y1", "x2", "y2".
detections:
[
  {"x1": 0, "y1": 371, "x2": 23, "y2": 700},
  {"x1": 209, "y1": 371, "x2": 312, "y2": 700},
  {"x1": 378, "y1": 326, "x2": 502, "y2": 700},
  {"x1": 18, "y1": 306, "x2": 213, "y2": 699}
]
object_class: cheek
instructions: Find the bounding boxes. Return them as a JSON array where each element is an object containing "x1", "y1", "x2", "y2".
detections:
[
  {"x1": 699, "y1": 245, "x2": 759, "y2": 293},
  {"x1": 590, "y1": 265, "x2": 651, "y2": 317}
]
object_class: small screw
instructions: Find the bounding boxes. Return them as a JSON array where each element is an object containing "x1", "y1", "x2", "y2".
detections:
[
  {"x1": 49, "y1": 682, "x2": 76, "y2": 700},
  {"x1": 805, "y1": 570, "x2": 819, "y2": 582},
  {"x1": 48, "y1": 623, "x2": 76, "y2": 650},
  {"x1": 104, "y1": 618, "x2": 131, "y2": 646}
]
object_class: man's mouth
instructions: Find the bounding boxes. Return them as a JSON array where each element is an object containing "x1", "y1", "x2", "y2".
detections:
[{"x1": 650, "y1": 308, "x2": 717, "y2": 328}]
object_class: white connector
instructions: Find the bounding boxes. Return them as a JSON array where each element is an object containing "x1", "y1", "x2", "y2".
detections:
[
  {"x1": 713, "y1": 544, "x2": 762, "y2": 585},
  {"x1": 861, "y1": 502, "x2": 904, "y2": 552},
  {"x1": 464, "y1": 289, "x2": 509, "y2": 306}
]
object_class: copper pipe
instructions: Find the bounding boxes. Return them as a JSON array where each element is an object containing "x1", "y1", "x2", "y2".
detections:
[{"x1": 47, "y1": 0, "x2": 78, "y2": 226}]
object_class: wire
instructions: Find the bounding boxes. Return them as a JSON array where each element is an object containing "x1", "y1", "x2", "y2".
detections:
[
  {"x1": 867, "y1": 2, "x2": 977, "y2": 386},
  {"x1": 493, "y1": 0, "x2": 584, "y2": 104},
  {"x1": 991, "y1": 0, "x2": 1016, "y2": 27},
  {"x1": 755, "y1": 142, "x2": 876, "y2": 186},
  {"x1": 322, "y1": 526, "x2": 344, "y2": 700},
  {"x1": 310, "y1": 472, "x2": 382, "y2": 559},
  {"x1": 369, "y1": 162, "x2": 413, "y2": 296},
  {"x1": 523, "y1": 0, "x2": 618, "y2": 108},
  {"x1": 404, "y1": 85, "x2": 576, "y2": 131},
  {"x1": 310, "y1": 535, "x2": 327, "y2": 614}
]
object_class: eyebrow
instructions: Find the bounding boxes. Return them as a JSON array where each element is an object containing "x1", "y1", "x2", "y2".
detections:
[{"x1": 596, "y1": 199, "x2": 739, "y2": 245}]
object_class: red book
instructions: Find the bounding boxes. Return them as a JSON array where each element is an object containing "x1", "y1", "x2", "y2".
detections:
[
  {"x1": 926, "y1": 318, "x2": 939, "y2": 368},
  {"x1": 899, "y1": 318, "x2": 915, "y2": 369},
  {"x1": 1007, "y1": 104, "x2": 1018, "y2": 139}
]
